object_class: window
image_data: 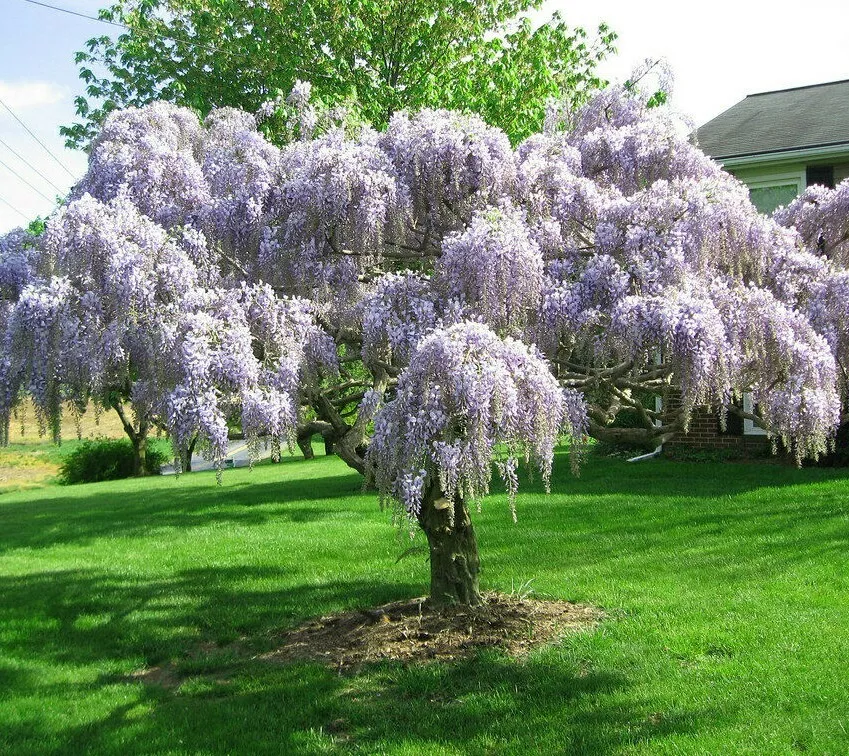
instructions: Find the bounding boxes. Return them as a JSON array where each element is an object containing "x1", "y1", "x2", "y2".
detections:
[
  {"x1": 806, "y1": 165, "x2": 835, "y2": 188},
  {"x1": 742, "y1": 170, "x2": 805, "y2": 215},
  {"x1": 716, "y1": 394, "x2": 767, "y2": 436},
  {"x1": 749, "y1": 184, "x2": 800, "y2": 214},
  {"x1": 742, "y1": 393, "x2": 767, "y2": 436}
]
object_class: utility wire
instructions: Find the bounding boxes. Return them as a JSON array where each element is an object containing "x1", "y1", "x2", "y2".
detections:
[
  {"x1": 0, "y1": 194, "x2": 31, "y2": 223},
  {"x1": 20, "y1": 0, "x2": 236, "y2": 59},
  {"x1": 0, "y1": 137, "x2": 66, "y2": 195},
  {"x1": 20, "y1": 0, "x2": 127, "y2": 28},
  {"x1": 0, "y1": 157, "x2": 56, "y2": 204},
  {"x1": 0, "y1": 95, "x2": 77, "y2": 180}
]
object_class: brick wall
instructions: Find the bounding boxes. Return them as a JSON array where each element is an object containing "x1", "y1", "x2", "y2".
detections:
[{"x1": 664, "y1": 405, "x2": 770, "y2": 452}]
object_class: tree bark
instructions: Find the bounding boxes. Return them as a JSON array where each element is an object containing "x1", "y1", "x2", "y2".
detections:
[
  {"x1": 309, "y1": 371, "x2": 389, "y2": 476},
  {"x1": 296, "y1": 420, "x2": 335, "y2": 460},
  {"x1": 297, "y1": 434, "x2": 315, "y2": 460},
  {"x1": 130, "y1": 427, "x2": 149, "y2": 477},
  {"x1": 111, "y1": 400, "x2": 150, "y2": 477},
  {"x1": 333, "y1": 431, "x2": 367, "y2": 475},
  {"x1": 179, "y1": 433, "x2": 197, "y2": 473},
  {"x1": 417, "y1": 482, "x2": 482, "y2": 607}
]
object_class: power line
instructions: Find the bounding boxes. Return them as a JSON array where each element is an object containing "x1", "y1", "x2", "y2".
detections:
[
  {"x1": 0, "y1": 157, "x2": 56, "y2": 204},
  {"x1": 0, "y1": 137, "x2": 66, "y2": 195},
  {"x1": 20, "y1": 0, "x2": 127, "y2": 28},
  {"x1": 20, "y1": 0, "x2": 235, "y2": 59},
  {"x1": 0, "y1": 96, "x2": 77, "y2": 180},
  {"x1": 0, "y1": 194, "x2": 31, "y2": 223}
]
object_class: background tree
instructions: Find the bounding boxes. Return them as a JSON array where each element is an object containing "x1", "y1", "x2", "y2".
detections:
[
  {"x1": 62, "y1": 0, "x2": 616, "y2": 148},
  {"x1": 0, "y1": 191, "x2": 332, "y2": 476},
  {"x1": 0, "y1": 227, "x2": 42, "y2": 444}
]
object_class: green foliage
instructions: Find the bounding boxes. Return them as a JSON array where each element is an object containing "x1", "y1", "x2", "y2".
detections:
[
  {"x1": 63, "y1": 0, "x2": 616, "y2": 148},
  {"x1": 26, "y1": 217, "x2": 46, "y2": 236},
  {"x1": 58, "y1": 437, "x2": 169, "y2": 484},
  {"x1": 609, "y1": 406, "x2": 649, "y2": 429}
]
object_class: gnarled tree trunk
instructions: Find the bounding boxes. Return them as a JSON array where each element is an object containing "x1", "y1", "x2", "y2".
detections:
[
  {"x1": 309, "y1": 369, "x2": 390, "y2": 476},
  {"x1": 417, "y1": 482, "x2": 482, "y2": 606},
  {"x1": 333, "y1": 430, "x2": 369, "y2": 475},
  {"x1": 296, "y1": 420, "x2": 335, "y2": 460},
  {"x1": 110, "y1": 399, "x2": 150, "y2": 477}
]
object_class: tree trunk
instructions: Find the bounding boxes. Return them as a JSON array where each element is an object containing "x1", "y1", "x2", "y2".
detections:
[
  {"x1": 296, "y1": 421, "x2": 335, "y2": 460},
  {"x1": 334, "y1": 430, "x2": 368, "y2": 475},
  {"x1": 417, "y1": 483, "x2": 482, "y2": 606},
  {"x1": 179, "y1": 434, "x2": 197, "y2": 472},
  {"x1": 323, "y1": 433, "x2": 335, "y2": 456},
  {"x1": 111, "y1": 400, "x2": 150, "y2": 477},
  {"x1": 297, "y1": 434, "x2": 315, "y2": 459},
  {"x1": 130, "y1": 424, "x2": 149, "y2": 477},
  {"x1": 308, "y1": 370, "x2": 389, "y2": 475}
]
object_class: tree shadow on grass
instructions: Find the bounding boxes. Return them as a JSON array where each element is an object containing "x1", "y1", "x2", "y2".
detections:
[
  {"x1": 3, "y1": 452, "x2": 847, "y2": 558},
  {"x1": 0, "y1": 462, "x2": 367, "y2": 553},
  {"x1": 492, "y1": 452, "x2": 849, "y2": 569},
  {"x1": 0, "y1": 567, "x2": 417, "y2": 667},
  {"x1": 40, "y1": 649, "x2": 719, "y2": 756},
  {"x1": 0, "y1": 564, "x2": 724, "y2": 755},
  {"x1": 548, "y1": 452, "x2": 849, "y2": 500}
]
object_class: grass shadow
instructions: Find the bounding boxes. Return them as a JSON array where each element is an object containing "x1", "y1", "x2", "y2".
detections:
[
  {"x1": 0, "y1": 458, "x2": 365, "y2": 553},
  {"x1": 0, "y1": 562, "x2": 713, "y2": 755},
  {"x1": 34, "y1": 646, "x2": 720, "y2": 755}
]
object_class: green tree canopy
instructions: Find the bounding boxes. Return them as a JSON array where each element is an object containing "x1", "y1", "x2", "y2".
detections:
[{"x1": 63, "y1": 0, "x2": 616, "y2": 148}]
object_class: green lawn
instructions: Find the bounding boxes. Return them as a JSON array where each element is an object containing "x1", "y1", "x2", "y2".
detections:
[{"x1": 1, "y1": 452, "x2": 848, "y2": 754}]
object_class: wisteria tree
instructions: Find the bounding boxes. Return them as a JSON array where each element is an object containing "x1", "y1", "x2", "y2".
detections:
[
  {"x1": 774, "y1": 182, "x2": 849, "y2": 416},
  {"x1": 4, "y1": 75, "x2": 846, "y2": 602},
  {"x1": 368, "y1": 323, "x2": 585, "y2": 604},
  {"x1": 0, "y1": 191, "x2": 332, "y2": 475}
]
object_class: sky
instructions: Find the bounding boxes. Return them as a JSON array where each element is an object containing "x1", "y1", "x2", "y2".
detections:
[{"x1": 2, "y1": 0, "x2": 849, "y2": 232}]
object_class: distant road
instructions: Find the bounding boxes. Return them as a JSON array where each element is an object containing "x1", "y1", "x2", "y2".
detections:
[{"x1": 160, "y1": 437, "x2": 273, "y2": 475}]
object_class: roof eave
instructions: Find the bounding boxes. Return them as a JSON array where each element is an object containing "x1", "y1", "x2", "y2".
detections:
[{"x1": 714, "y1": 142, "x2": 849, "y2": 168}]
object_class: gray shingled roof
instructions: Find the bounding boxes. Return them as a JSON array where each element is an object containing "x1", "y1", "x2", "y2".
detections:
[{"x1": 696, "y1": 79, "x2": 849, "y2": 160}]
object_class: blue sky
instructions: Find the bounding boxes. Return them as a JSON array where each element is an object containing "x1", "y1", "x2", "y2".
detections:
[
  {"x1": 1, "y1": 0, "x2": 102, "y2": 230},
  {"x1": 2, "y1": 0, "x2": 849, "y2": 232}
]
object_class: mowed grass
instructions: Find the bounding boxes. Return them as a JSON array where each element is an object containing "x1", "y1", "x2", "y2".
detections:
[{"x1": 1, "y1": 453, "x2": 848, "y2": 754}]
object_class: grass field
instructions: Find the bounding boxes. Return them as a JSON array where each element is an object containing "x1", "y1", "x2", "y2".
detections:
[
  {"x1": 1, "y1": 452, "x2": 848, "y2": 754},
  {"x1": 1, "y1": 401, "x2": 129, "y2": 490}
]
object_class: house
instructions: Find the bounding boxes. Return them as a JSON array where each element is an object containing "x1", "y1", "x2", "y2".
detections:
[
  {"x1": 696, "y1": 79, "x2": 849, "y2": 213},
  {"x1": 663, "y1": 80, "x2": 849, "y2": 453}
]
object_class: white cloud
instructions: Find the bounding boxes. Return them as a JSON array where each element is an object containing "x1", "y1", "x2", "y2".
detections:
[
  {"x1": 0, "y1": 80, "x2": 67, "y2": 111},
  {"x1": 0, "y1": 107, "x2": 88, "y2": 234}
]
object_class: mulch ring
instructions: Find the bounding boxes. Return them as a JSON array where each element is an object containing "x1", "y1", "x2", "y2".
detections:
[{"x1": 260, "y1": 592, "x2": 604, "y2": 671}]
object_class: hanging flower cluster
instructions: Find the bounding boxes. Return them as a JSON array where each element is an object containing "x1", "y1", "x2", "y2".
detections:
[{"x1": 368, "y1": 322, "x2": 585, "y2": 519}]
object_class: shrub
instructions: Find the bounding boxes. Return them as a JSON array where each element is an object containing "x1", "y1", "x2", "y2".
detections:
[{"x1": 58, "y1": 438, "x2": 169, "y2": 484}]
